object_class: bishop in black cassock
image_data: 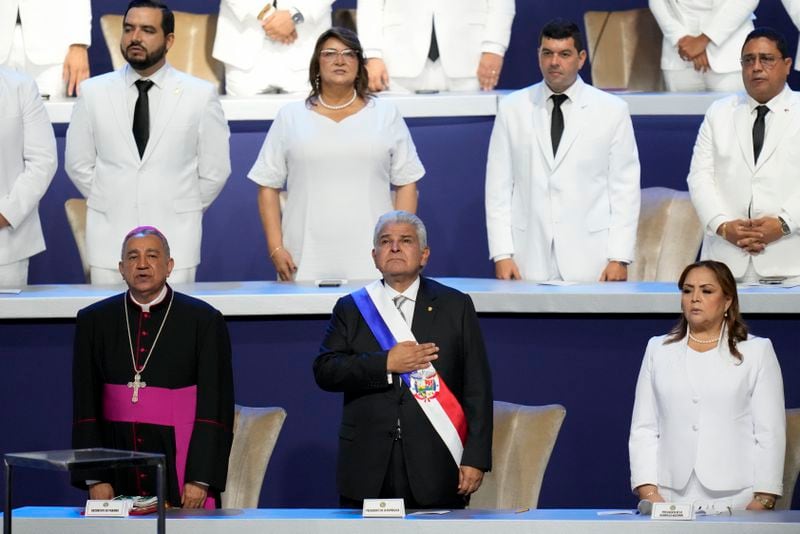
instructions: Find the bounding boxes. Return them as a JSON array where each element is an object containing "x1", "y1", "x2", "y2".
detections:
[{"x1": 71, "y1": 227, "x2": 234, "y2": 508}]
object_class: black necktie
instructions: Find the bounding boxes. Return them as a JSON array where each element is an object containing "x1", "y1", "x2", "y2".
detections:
[
  {"x1": 133, "y1": 79, "x2": 154, "y2": 158},
  {"x1": 428, "y1": 22, "x2": 439, "y2": 62},
  {"x1": 551, "y1": 94, "x2": 568, "y2": 156},
  {"x1": 752, "y1": 105, "x2": 769, "y2": 164}
]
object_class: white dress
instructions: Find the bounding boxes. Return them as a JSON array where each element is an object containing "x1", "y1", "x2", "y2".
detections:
[{"x1": 248, "y1": 98, "x2": 425, "y2": 281}]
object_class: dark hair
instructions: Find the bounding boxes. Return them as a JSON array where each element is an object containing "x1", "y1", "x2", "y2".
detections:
[
  {"x1": 121, "y1": 226, "x2": 171, "y2": 258},
  {"x1": 665, "y1": 260, "x2": 748, "y2": 360},
  {"x1": 124, "y1": 0, "x2": 175, "y2": 36},
  {"x1": 743, "y1": 27, "x2": 789, "y2": 59},
  {"x1": 306, "y1": 27, "x2": 370, "y2": 106},
  {"x1": 539, "y1": 18, "x2": 584, "y2": 52}
]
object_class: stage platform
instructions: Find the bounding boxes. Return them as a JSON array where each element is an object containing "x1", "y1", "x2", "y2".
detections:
[{"x1": 4, "y1": 507, "x2": 800, "y2": 534}]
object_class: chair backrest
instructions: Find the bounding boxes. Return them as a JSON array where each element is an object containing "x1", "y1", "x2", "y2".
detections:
[
  {"x1": 469, "y1": 401, "x2": 566, "y2": 509},
  {"x1": 100, "y1": 11, "x2": 224, "y2": 93},
  {"x1": 628, "y1": 187, "x2": 703, "y2": 282},
  {"x1": 584, "y1": 8, "x2": 664, "y2": 91},
  {"x1": 221, "y1": 405, "x2": 287, "y2": 509},
  {"x1": 64, "y1": 198, "x2": 90, "y2": 283},
  {"x1": 778, "y1": 408, "x2": 800, "y2": 510}
]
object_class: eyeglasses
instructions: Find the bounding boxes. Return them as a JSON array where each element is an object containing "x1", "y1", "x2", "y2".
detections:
[
  {"x1": 740, "y1": 53, "x2": 782, "y2": 69},
  {"x1": 319, "y1": 48, "x2": 359, "y2": 61}
]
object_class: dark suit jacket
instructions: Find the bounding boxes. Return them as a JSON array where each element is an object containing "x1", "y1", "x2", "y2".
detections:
[{"x1": 314, "y1": 277, "x2": 493, "y2": 505}]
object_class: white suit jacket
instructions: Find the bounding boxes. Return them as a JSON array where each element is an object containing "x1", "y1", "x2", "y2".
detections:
[
  {"x1": 649, "y1": 0, "x2": 756, "y2": 73},
  {"x1": 0, "y1": 0, "x2": 91, "y2": 65},
  {"x1": 212, "y1": 0, "x2": 332, "y2": 72},
  {"x1": 0, "y1": 66, "x2": 56, "y2": 265},
  {"x1": 783, "y1": 0, "x2": 800, "y2": 70},
  {"x1": 65, "y1": 64, "x2": 231, "y2": 270},
  {"x1": 357, "y1": 0, "x2": 515, "y2": 79},
  {"x1": 687, "y1": 86, "x2": 800, "y2": 278},
  {"x1": 485, "y1": 78, "x2": 640, "y2": 282},
  {"x1": 629, "y1": 334, "x2": 785, "y2": 495}
]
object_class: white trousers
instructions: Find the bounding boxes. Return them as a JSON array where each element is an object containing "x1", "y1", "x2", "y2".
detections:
[
  {"x1": 2, "y1": 24, "x2": 65, "y2": 98},
  {"x1": 388, "y1": 59, "x2": 479, "y2": 93},
  {"x1": 660, "y1": 471, "x2": 752, "y2": 511},
  {"x1": 0, "y1": 259, "x2": 29, "y2": 288},
  {"x1": 90, "y1": 267, "x2": 197, "y2": 285},
  {"x1": 663, "y1": 67, "x2": 743, "y2": 93},
  {"x1": 223, "y1": 55, "x2": 309, "y2": 95}
]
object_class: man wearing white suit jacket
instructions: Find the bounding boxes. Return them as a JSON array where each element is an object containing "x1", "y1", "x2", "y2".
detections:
[
  {"x1": 0, "y1": 66, "x2": 57, "y2": 287},
  {"x1": 357, "y1": 0, "x2": 515, "y2": 92},
  {"x1": 0, "y1": 0, "x2": 92, "y2": 97},
  {"x1": 66, "y1": 1, "x2": 231, "y2": 284},
  {"x1": 649, "y1": 0, "x2": 756, "y2": 92},
  {"x1": 485, "y1": 19, "x2": 640, "y2": 282},
  {"x1": 688, "y1": 28, "x2": 800, "y2": 281},
  {"x1": 212, "y1": 0, "x2": 334, "y2": 95}
]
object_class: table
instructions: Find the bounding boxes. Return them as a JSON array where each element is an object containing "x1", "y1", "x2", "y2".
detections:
[{"x1": 3, "y1": 449, "x2": 166, "y2": 534}]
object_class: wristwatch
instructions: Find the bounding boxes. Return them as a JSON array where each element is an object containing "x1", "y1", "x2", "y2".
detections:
[
  {"x1": 754, "y1": 494, "x2": 776, "y2": 510},
  {"x1": 289, "y1": 7, "x2": 304, "y2": 24},
  {"x1": 778, "y1": 216, "x2": 791, "y2": 236}
]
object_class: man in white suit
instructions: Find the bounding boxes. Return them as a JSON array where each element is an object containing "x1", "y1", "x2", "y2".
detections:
[
  {"x1": 212, "y1": 0, "x2": 333, "y2": 95},
  {"x1": 0, "y1": 0, "x2": 91, "y2": 98},
  {"x1": 0, "y1": 67, "x2": 57, "y2": 287},
  {"x1": 357, "y1": 0, "x2": 515, "y2": 92},
  {"x1": 66, "y1": 1, "x2": 231, "y2": 284},
  {"x1": 485, "y1": 19, "x2": 640, "y2": 282},
  {"x1": 782, "y1": 0, "x2": 800, "y2": 71},
  {"x1": 688, "y1": 27, "x2": 800, "y2": 281},
  {"x1": 649, "y1": 0, "x2": 756, "y2": 92}
]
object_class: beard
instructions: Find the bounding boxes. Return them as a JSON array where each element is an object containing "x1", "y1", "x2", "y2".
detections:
[{"x1": 122, "y1": 41, "x2": 168, "y2": 71}]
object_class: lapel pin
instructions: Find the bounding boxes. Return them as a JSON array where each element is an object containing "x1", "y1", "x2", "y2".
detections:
[
  {"x1": 174, "y1": 88, "x2": 181, "y2": 95},
  {"x1": 427, "y1": 306, "x2": 433, "y2": 312}
]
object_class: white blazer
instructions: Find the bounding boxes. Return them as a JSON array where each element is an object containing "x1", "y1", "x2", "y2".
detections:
[
  {"x1": 212, "y1": 0, "x2": 333, "y2": 71},
  {"x1": 0, "y1": 0, "x2": 91, "y2": 65},
  {"x1": 485, "y1": 78, "x2": 640, "y2": 282},
  {"x1": 629, "y1": 334, "x2": 785, "y2": 495},
  {"x1": 687, "y1": 86, "x2": 800, "y2": 278},
  {"x1": 65, "y1": 64, "x2": 231, "y2": 270},
  {"x1": 0, "y1": 66, "x2": 56, "y2": 265},
  {"x1": 649, "y1": 0, "x2": 756, "y2": 73},
  {"x1": 357, "y1": 0, "x2": 515, "y2": 79},
  {"x1": 782, "y1": 0, "x2": 800, "y2": 71}
]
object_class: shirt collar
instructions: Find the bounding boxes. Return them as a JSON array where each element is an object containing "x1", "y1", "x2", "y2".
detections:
[
  {"x1": 124, "y1": 62, "x2": 169, "y2": 90},
  {"x1": 543, "y1": 75, "x2": 583, "y2": 103},
  {"x1": 747, "y1": 83, "x2": 791, "y2": 114},
  {"x1": 382, "y1": 277, "x2": 421, "y2": 302},
  {"x1": 128, "y1": 284, "x2": 169, "y2": 312}
]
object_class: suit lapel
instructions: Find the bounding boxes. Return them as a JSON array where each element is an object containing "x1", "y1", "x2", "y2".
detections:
[
  {"x1": 733, "y1": 96, "x2": 756, "y2": 173},
  {"x1": 531, "y1": 85, "x2": 555, "y2": 170},
  {"x1": 109, "y1": 68, "x2": 141, "y2": 162},
  {"x1": 553, "y1": 81, "x2": 585, "y2": 170},
  {"x1": 141, "y1": 66, "x2": 183, "y2": 165},
  {"x1": 411, "y1": 277, "x2": 438, "y2": 345},
  {"x1": 755, "y1": 92, "x2": 800, "y2": 171}
]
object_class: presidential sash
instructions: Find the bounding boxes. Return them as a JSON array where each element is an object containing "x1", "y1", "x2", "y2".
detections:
[{"x1": 352, "y1": 280, "x2": 467, "y2": 466}]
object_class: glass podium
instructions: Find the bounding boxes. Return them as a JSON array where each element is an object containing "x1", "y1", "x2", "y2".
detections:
[{"x1": 3, "y1": 448, "x2": 166, "y2": 534}]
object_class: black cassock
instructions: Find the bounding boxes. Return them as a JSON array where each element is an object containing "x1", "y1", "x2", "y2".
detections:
[{"x1": 72, "y1": 286, "x2": 234, "y2": 506}]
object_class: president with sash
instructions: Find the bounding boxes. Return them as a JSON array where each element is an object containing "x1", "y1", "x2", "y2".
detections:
[{"x1": 314, "y1": 211, "x2": 493, "y2": 509}]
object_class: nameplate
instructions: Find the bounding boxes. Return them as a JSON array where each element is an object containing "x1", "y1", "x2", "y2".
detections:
[
  {"x1": 85, "y1": 499, "x2": 130, "y2": 517},
  {"x1": 362, "y1": 498, "x2": 406, "y2": 518},
  {"x1": 651, "y1": 502, "x2": 694, "y2": 521}
]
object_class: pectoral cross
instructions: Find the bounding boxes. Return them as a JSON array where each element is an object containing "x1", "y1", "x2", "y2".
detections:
[{"x1": 127, "y1": 373, "x2": 147, "y2": 403}]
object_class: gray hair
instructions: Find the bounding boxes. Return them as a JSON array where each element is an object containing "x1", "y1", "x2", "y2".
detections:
[
  {"x1": 120, "y1": 225, "x2": 171, "y2": 258},
  {"x1": 373, "y1": 210, "x2": 428, "y2": 248}
]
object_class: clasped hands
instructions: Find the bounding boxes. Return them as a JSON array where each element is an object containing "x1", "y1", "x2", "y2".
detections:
[
  {"x1": 677, "y1": 34, "x2": 711, "y2": 73},
  {"x1": 718, "y1": 217, "x2": 784, "y2": 254},
  {"x1": 261, "y1": 10, "x2": 297, "y2": 44}
]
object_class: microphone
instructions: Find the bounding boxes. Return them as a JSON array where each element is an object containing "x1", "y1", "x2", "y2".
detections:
[{"x1": 637, "y1": 499, "x2": 653, "y2": 515}]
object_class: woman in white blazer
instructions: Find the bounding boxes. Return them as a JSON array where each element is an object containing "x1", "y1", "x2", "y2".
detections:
[{"x1": 629, "y1": 260, "x2": 785, "y2": 511}]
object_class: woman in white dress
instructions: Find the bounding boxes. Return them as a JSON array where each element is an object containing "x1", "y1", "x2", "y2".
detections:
[
  {"x1": 248, "y1": 27, "x2": 424, "y2": 281},
  {"x1": 629, "y1": 260, "x2": 785, "y2": 511}
]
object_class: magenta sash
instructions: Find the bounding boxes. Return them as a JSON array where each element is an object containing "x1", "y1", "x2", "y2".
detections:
[{"x1": 103, "y1": 384, "x2": 216, "y2": 509}]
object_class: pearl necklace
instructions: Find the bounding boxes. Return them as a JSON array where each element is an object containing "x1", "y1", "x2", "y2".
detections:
[
  {"x1": 317, "y1": 90, "x2": 357, "y2": 110},
  {"x1": 688, "y1": 330, "x2": 720, "y2": 344},
  {"x1": 124, "y1": 290, "x2": 174, "y2": 403}
]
